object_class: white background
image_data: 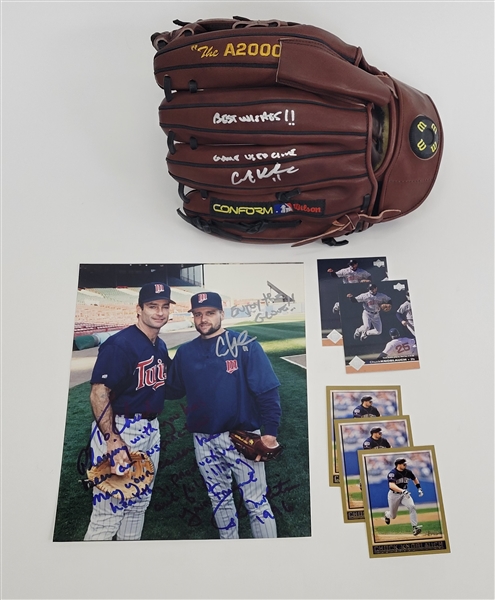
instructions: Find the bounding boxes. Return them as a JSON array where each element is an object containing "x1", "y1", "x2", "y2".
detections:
[{"x1": 2, "y1": 2, "x2": 493, "y2": 599}]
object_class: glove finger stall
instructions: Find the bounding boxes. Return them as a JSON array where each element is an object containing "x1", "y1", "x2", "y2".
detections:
[
  {"x1": 167, "y1": 143, "x2": 370, "y2": 194},
  {"x1": 159, "y1": 87, "x2": 368, "y2": 146},
  {"x1": 153, "y1": 23, "x2": 360, "y2": 91}
]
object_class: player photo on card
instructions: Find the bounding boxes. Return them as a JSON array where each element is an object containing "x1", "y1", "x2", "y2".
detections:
[
  {"x1": 317, "y1": 257, "x2": 388, "y2": 346},
  {"x1": 334, "y1": 416, "x2": 412, "y2": 523},
  {"x1": 326, "y1": 386, "x2": 402, "y2": 486},
  {"x1": 358, "y1": 446, "x2": 450, "y2": 558},
  {"x1": 338, "y1": 279, "x2": 419, "y2": 373},
  {"x1": 53, "y1": 262, "x2": 310, "y2": 542}
]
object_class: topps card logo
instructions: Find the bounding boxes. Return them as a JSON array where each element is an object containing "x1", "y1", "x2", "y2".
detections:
[{"x1": 211, "y1": 200, "x2": 325, "y2": 218}]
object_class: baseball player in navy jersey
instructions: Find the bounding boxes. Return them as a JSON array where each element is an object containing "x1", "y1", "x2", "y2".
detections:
[
  {"x1": 347, "y1": 283, "x2": 391, "y2": 340},
  {"x1": 384, "y1": 457, "x2": 424, "y2": 536},
  {"x1": 378, "y1": 328, "x2": 417, "y2": 360},
  {"x1": 84, "y1": 282, "x2": 174, "y2": 541},
  {"x1": 396, "y1": 292, "x2": 415, "y2": 335},
  {"x1": 353, "y1": 396, "x2": 381, "y2": 418},
  {"x1": 166, "y1": 291, "x2": 281, "y2": 539},
  {"x1": 327, "y1": 259, "x2": 371, "y2": 284},
  {"x1": 362, "y1": 427, "x2": 391, "y2": 449}
]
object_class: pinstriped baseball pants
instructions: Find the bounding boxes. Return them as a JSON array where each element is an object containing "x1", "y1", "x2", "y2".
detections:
[
  {"x1": 193, "y1": 431, "x2": 277, "y2": 539},
  {"x1": 84, "y1": 416, "x2": 160, "y2": 541}
]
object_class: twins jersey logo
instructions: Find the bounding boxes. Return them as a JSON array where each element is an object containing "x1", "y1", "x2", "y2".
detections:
[
  {"x1": 225, "y1": 359, "x2": 238, "y2": 374},
  {"x1": 135, "y1": 356, "x2": 167, "y2": 390},
  {"x1": 197, "y1": 293, "x2": 208, "y2": 304}
]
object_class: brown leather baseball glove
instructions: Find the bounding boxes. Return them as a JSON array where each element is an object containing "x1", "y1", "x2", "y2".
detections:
[
  {"x1": 151, "y1": 17, "x2": 443, "y2": 247},
  {"x1": 229, "y1": 430, "x2": 283, "y2": 461},
  {"x1": 82, "y1": 450, "x2": 155, "y2": 500},
  {"x1": 380, "y1": 303, "x2": 392, "y2": 312}
]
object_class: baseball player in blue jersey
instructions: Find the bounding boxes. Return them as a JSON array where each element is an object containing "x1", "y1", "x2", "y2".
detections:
[
  {"x1": 362, "y1": 427, "x2": 391, "y2": 449},
  {"x1": 384, "y1": 457, "x2": 424, "y2": 536},
  {"x1": 84, "y1": 282, "x2": 174, "y2": 541},
  {"x1": 166, "y1": 291, "x2": 281, "y2": 539},
  {"x1": 353, "y1": 396, "x2": 381, "y2": 418},
  {"x1": 347, "y1": 283, "x2": 391, "y2": 340},
  {"x1": 327, "y1": 259, "x2": 371, "y2": 284}
]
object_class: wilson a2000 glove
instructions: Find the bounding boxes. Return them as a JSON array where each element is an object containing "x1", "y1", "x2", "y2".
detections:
[{"x1": 151, "y1": 17, "x2": 443, "y2": 247}]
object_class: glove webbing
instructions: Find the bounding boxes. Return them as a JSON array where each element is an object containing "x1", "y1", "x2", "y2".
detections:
[
  {"x1": 291, "y1": 209, "x2": 401, "y2": 247},
  {"x1": 177, "y1": 208, "x2": 301, "y2": 237}
]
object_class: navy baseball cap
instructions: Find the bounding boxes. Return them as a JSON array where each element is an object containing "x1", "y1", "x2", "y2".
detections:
[
  {"x1": 368, "y1": 282, "x2": 377, "y2": 289},
  {"x1": 139, "y1": 282, "x2": 176, "y2": 305},
  {"x1": 361, "y1": 396, "x2": 373, "y2": 403},
  {"x1": 395, "y1": 458, "x2": 407, "y2": 466},
  {"x1": 189, "y1": 291, "x2": 223, "y2": 312},
  {"x1": 370, "y1": 427, "x2": 382, "y2": 434}
]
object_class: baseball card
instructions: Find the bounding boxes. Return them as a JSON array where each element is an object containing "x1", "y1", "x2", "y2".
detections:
[
  {"x1": 326, "y1": 386, "x2": 402, "y2": 486},
  {"x1": 338, "y1": 278, "x2": 420, "y2": 373},
  {"x1": 359, "y1": 446, "x2": 450, "y2": 558},
  {"x1": 334, "y1": 416, "x2": 413, "y2": 523},
  {"x1": 54, "y1": 262, "x2": 311, "y2": 542},
  {"x1": 317, "y1": 256, "x2": 388, "y2": 346}
]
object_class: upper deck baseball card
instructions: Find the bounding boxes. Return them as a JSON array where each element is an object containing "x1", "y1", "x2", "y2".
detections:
[
  {"x1": 317, "y1": 256, "x2": 388, "y2": 346},
  {"x1": 358, "y1": 446, "x2": 450, "y2": 558},
  {"x1": 338, "y1": 278, "x2": 419, "y2": 373},
  {"x1": 334, "y1": 416, "x2": 413, "y2": 523},
  {"x1": 326, "y1": 386, "x2": 402, "y2": 487}
]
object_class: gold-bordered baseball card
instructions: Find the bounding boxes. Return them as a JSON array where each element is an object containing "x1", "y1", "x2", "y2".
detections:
[
  {"x1": 359, "y1": 445, "x2": 450, "y2": 558},
  {"x1": 326, "y1": 386, "x2": 402, "y2": 487},
  {"x1": 338, "y1": 279, "x2": 419, "y2": 373},
  {"x1": 335, "y1": 416, "x2": 413, "y2": 523},
  {"x1": 317, "y1": 257, "x2": 388, "y2": 346}
]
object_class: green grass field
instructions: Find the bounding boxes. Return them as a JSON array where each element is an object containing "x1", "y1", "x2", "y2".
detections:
[
  {"x1": 53, "y1": 318, "x2": 311, "y2": 541},
  {"x1": 346, "y1": 476, "x2": 363, "y2": 504},
  {"x1": 372, "y1": 507, "x2": 444, "y2": 537}
]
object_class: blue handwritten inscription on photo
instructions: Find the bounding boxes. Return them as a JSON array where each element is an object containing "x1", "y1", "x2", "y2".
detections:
[
  {"x1": 196, "y1": 438, "x2": 276, "y2": 532},
  {"x1": 76, "y1": 402, "x2": 160, "y2": 508},
  {"x1": 78, "y1": 401, "x2": 302, "y2": 535}
]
